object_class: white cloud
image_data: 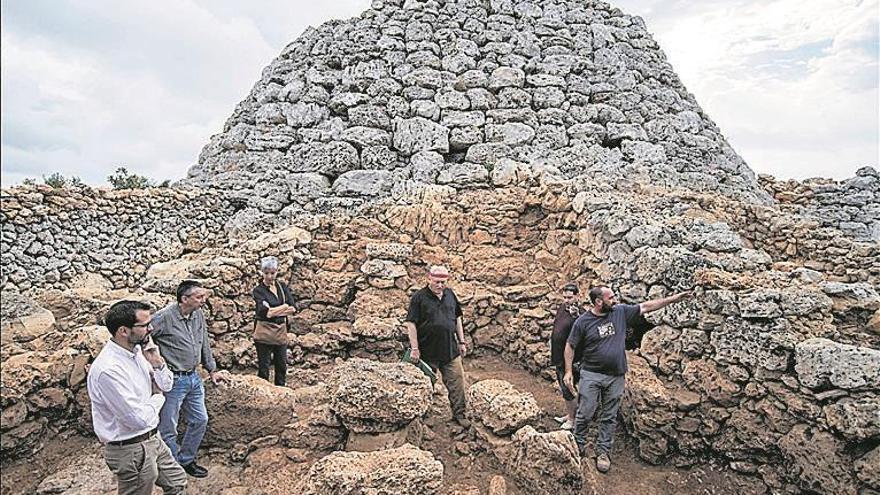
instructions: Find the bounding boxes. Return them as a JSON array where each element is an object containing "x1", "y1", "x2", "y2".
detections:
[
  {"x1": 619, "y1": 0, "x2": 879, "y2": 179},
  {"x1": 1, "y1": 0, "x2": 877, "y2": 185}
]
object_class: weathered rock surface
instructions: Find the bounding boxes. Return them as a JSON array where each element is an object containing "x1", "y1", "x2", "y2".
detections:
[
  {"x1": 301, "y1": 444, "x2": 443, "y2": 495},
  {"x1": 794, "y1": 338, "x2": 880, "y2": 391},
  {"x1": 467, "y1": 379, "x2": 542, "y2": 435},
  {"x1": 823, "y1": 396, "x2": 880, "y2": 441},
  {"x1": 327, "y1": 358, "x2": 433, "y2": 433},
  {"x1": 280, "y1": 404, "x2": 346, "y2": 454},
  {"x1": 204, "y1": 374, "x2": 298, "y2": 446},
  {"x1": 779, "y1": 424, "x2": 858, "y2": 495},
  {"x1": 497, "y1": 426, "x2": 584, "y2": 495}
]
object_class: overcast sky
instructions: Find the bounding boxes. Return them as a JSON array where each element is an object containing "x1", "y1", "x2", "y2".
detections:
[{"x1": 1, "y1": 0, "x2": 877, "y2": 186}]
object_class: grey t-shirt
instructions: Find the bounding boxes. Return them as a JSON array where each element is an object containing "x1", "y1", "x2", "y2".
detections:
[{"x1": 567, "y1": 304, "x2": 641, "y2": 376}]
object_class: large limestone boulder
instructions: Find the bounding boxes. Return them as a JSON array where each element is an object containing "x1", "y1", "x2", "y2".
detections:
[
  {"x1": 327, "y1": 358, "x2": 432, "y2": 433},
  {"x1": 467, "y1": 379, "x2": 542, "y2": 435},
  {"x1": 823, "y1": 396, "x2": 880, "y2": 441},
  {"x1": 497, "y1": 426, "x2": 584, "y2": 495},
  {"x1": 779, "y1": 424, "x2": 858, "y2": 495},
  {"x1": 794, "y1": 338, "x2": 880, "y2": 390},
  {"x1": 819, "y1": 281, "x2": 880, "y2": 312},
  {"x1": 301, "y1": 444, "x2": 443, "y2": 495},
  {"x1": 204, "y1": 374, "x2": 298, "y2": 446}
]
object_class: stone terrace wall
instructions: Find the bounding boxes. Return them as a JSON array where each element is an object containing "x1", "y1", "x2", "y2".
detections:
[
  {"x1": 0, "y1": 186, "x2": 238, "y2": 292},
  {"x1": 760, "y1": 166, "x2": 880, "y2": 242}
]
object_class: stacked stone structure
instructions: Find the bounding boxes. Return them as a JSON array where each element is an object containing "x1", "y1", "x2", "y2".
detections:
[
  {"x1": 1, "y1": 0, "x2": 878, "y2": 493},
  {"x1": 182, "y1": 0, "x2": 769, "y2": 225}
]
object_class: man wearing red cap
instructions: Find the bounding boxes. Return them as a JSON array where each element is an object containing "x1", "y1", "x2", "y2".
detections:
[{"x1": 404, "y1": 265, "x2": 470, "y2": 428}]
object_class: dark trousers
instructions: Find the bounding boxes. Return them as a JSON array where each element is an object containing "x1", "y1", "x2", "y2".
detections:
[
  {"x1": 574, "y1": 370, "x2": 625, "y2": 456},
  {"x1": 255, "y1": 343, "x2": 287, "y2": 386}
]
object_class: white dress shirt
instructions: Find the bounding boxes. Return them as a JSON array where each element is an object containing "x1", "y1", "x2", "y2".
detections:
[{"x1": 87, "y1": 339, "x2": 174, "y2": 443}]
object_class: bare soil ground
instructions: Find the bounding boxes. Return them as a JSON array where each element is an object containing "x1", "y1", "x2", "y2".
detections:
[{"x1": 1, "y1": 354, "x2": 767, "y2": 494}]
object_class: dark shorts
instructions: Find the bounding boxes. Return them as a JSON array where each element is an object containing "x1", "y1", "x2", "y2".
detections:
[{"x1": 555, "y1": 365, "x2": 580, "y2": 401}]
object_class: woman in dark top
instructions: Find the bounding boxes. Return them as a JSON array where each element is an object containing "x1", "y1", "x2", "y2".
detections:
[
  {"x1": 252, "y1": 256, "x2": 295, "y2": 386},
  {"x1": 550, "y1": 283, "x2": 583, "y2": 430}
]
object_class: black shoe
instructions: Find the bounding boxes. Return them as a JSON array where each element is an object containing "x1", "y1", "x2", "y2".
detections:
[{"x1": 182, "y1": 462, "x2": 208, "y2": 478}]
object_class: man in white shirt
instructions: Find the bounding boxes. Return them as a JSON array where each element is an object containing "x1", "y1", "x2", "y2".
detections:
[{"x1": 87, "y1": 300, "x2": 187, "y2": 495}]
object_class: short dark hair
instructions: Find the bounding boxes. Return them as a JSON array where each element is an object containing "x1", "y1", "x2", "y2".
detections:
[
  {"x1": 176, "y1": 280, "x2": 203, "y2": 303},
  {"x1": 588, "y1": 286, "x2": 607, "y2": 305},
  {"x1": 103, "y1": 300, "x2": 151, "y2": 336},
  {"x1": 562, "y1": 283, "x2": 579, "y2": 294}
]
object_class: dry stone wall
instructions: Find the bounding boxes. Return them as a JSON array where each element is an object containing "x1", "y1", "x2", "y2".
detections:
[
  {"x1": 183, "y1": 0, "x2": 770, "y2": 224},
  {"x1": 0, "y1": 186, "x2": 238, "y2": 291},
  {"x1": 760, "y1": 166, "x2": 880, "y2": 242}
]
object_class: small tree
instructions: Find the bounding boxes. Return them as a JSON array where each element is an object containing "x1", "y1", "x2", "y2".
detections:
[
  {"x1": 40, "y1": 172, "x2": 83, "y2": 188},
  {"x1": 107, "y1": 167, "x2": 157, "y2": 189}
]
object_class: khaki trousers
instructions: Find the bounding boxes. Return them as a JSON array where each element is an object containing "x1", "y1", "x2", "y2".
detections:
[
  {"x1": 428, "y1": 356, "x2": 468, "y2": 420},
  {"x1": 104, "y1": 433, "x2": 187, "y2": 495}
]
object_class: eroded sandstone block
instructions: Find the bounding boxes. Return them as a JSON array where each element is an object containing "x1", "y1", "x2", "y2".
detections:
[
  {"x1": 302, "y1": 444, "x2": 443, "y2": 495},
  {"x1": 466, "y1": 379, "x2": 542, "y2": 436},
  {"x1": 327, "y1": 358, "x2": 432, "y2": 433},
  {"x1": 204, "y1": 374, "x2": 298, "y2": 446}
]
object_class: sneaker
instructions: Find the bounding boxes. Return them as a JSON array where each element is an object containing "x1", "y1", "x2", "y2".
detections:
[
  {"x1": 182, "y1": 462, "x2": 208, "y2": 478},
  {"x1": 560, "y1": 419, "x2": 574, "y2": 430},
  {"x1": 554, "y1": 415, "x2": 567, "y2": 424},
  {"x1": 596, "y1": 453, "x2": 611, "y2": 473}
]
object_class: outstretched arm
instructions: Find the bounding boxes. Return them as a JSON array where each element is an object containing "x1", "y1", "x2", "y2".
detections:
[{"x1": 639, "y1": 291, "x2": 692, "y2": 314}]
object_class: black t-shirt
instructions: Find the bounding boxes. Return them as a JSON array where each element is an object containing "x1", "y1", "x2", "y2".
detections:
[
  {"x1": 550, "y1": 303, "x2": 583, "y2": 366},
  {"x1": 252, "y1": 281, "x2": 294, "y2": 324},
  {"x1": 406, "y1": 287, "x2": 463, "y2": 363},
  {"x1": 567, "y1": 304, "x2": 641, "y2": 376}
]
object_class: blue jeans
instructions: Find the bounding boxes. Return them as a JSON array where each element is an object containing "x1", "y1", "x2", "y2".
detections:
[
  {"x1": 574, "y1": 370, "x2": 625, "y2": 456},
  {"x1": 159, "y1": 372, "x2": 208, "y2": 466}
]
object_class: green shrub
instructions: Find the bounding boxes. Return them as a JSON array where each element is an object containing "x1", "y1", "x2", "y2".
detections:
[
  {"x1": 39, "y1": 172, "x2": 83, "y2": 188},
  {"x1": 107, "y1": 167, "x2": 159, "y2": 190}
]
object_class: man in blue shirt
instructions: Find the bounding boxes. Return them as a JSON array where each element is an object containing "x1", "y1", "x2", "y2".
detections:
[{"x1": 564, "y1": 286, "x2": 690, "y2": 473}]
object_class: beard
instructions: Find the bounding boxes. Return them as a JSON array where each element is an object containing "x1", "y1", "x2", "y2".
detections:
[
  {"x1": 599, "y1": 301, "x2": 615, "y2": 313},
  {"x1": 130, "y1": 333, "x2": 150, "y2": 347}
]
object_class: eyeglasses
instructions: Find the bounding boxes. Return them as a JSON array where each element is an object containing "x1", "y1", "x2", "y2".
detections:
[{"x1": 131, "y1": 321, "x2": 153, "y2": 330}]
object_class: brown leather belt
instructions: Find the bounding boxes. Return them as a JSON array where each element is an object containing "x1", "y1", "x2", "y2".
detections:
[{"x1": 108, "y1": 427, "x2": 157, "y2": 446}]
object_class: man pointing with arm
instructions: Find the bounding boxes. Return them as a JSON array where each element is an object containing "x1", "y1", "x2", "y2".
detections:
[{"x1": 564, "y1": 286, "x2": 690, "y2": 473}]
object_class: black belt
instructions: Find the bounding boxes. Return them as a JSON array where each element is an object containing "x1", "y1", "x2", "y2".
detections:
[
  {"x1": 109, "y1": 427, "x2": 157, "y2": 446},
  {"x1": 172, "y1": 368, "x2": 197, "y2": 375}
]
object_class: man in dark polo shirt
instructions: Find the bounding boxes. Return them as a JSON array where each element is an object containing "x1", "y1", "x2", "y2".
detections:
[
  {"x1": 404, "y1": 265, "x2": 470, "y2": 428},
  {"x1": 564, "y1": 285, "x2": 690, "y2": 473}
]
